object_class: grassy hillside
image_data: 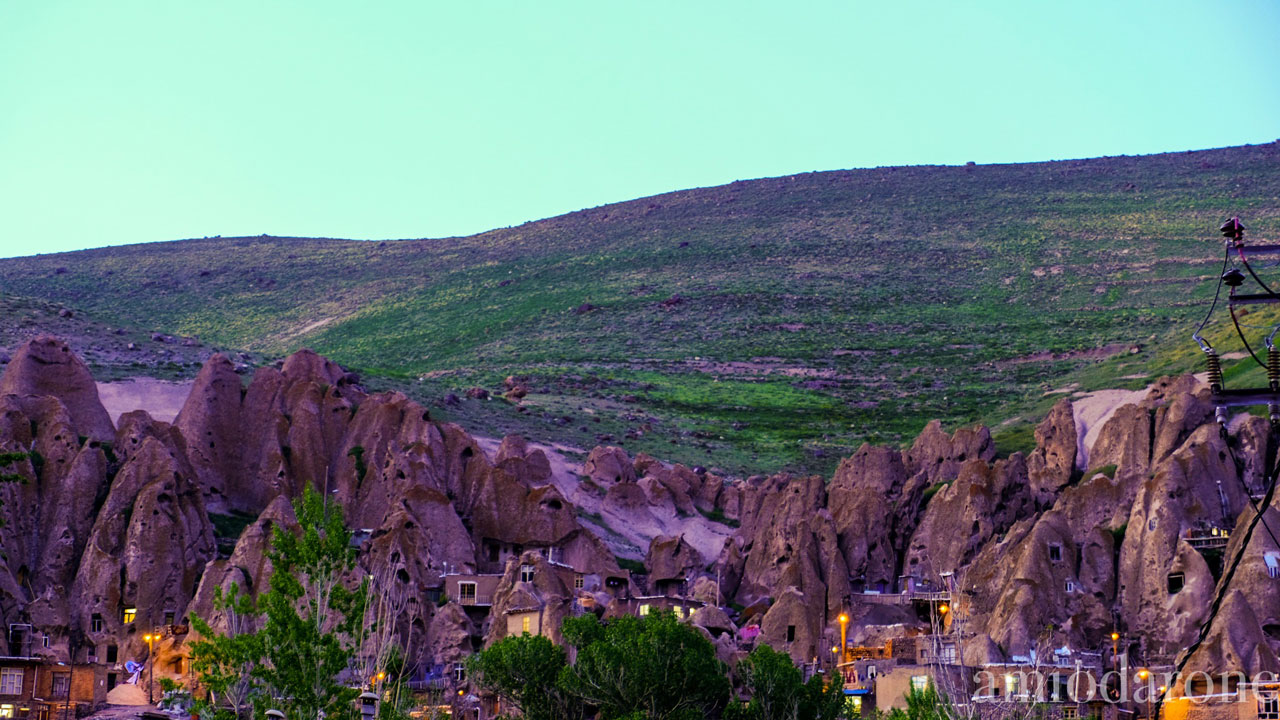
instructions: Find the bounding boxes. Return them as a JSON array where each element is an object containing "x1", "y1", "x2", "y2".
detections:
[{"x1": 2, "y1": 142, "x2": 1278, "y2": 475}]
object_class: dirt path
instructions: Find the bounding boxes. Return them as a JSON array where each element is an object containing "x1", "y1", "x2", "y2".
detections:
[
  {"x1": 96, "y1": 378, "x2": 195, "y2": 424},
  {"x1": 473, "y1": 435, "x2": 734, "y2": 562}
]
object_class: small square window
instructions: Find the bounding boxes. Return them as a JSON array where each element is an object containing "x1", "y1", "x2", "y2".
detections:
[
  {"x1": 1063, "y1": 707, "x2": 1078, "y2": 720},
  {"x1": 574, "y1": 575, "x2": 584, "y2": 590},
  {"x1": 521, "y1": 616, "x2": 531, "y2": 634},
  {"x1": 121, "y1": 608, "x2": 136, "y2": 624},
  {"x1": 106, "y1": 645, "x2": 118, "y2": 663},
  {"x1": 639, "y1": 604, "x2": 651, "y2": 616},
  {"x1": 520, "y1": 565, "x2": 534, "y2": 583},
  {"x1": 163, "y1": 611, "x2": 175, "y2": 626},
  {"x1": 90, "y1": 614, "x2": 103, "y2": 633},
  {"x1": 1167, "y1": 572, "x2": 1185, "y2": 594},
  {"x1": 786, "y1": 625, "x2": 796, "y2": 643},
  {"x1": 1065, "y1": 581, "x2": 1076, "y2": 593},
  {"x1": 1048, "y1": 544, "x2": 1062, "y2": 562},
  {"x1": 911, "y1": 675, "x2": 929, "y2": 693},
  {"x1": 0, "y1": 704, "x2": 13, "y2": 718},
  {"x1": 866, "y1": 665, "x2": 877, "y2": 679}
]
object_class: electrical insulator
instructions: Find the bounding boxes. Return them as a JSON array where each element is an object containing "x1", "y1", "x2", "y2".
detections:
[{"x1": 1205, "y1": 350, "x2": 1224, "y2": 393}]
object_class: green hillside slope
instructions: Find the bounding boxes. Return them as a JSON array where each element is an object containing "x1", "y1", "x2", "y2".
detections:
[{"x1": 2, "y1": 142, "x2": 1278, "y2": 474}]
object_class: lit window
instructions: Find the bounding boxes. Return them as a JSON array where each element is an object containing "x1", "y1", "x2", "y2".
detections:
[
  {"x1": 521, "y1": 616, "x2": 531, "y2": 634},
  {"x1": 911, "y1": 675, "x2": 929, "y2": 692},
  {"x1": 1260, "y1": 692, "x2": 1279, "y2": 720},
  {"x1": 0, "y1": 669, "x2": 21, "y2": 695},
  {"x1": 0, "y1": 704, "x2": 13, "y2": 718},
  {"x1": 639, "y1": 604, "x2": 651, "y2": 616},
  {"x1": 866, "y1": 665, "x2": 877, "y2": 679},
  {"x1": 520, "y1": 565, "x2": 534, "y2": 583},
  {"x1": 1005, "y1": 674, "x2": 1021, "y2": 696},
  {"x1": 674, "y1": 606, "x2": 683, "y2": 618},
  {"x1": 458, "y1": 582, "x2": 476, "y2": 603},
  {"x1": 846, "y1": 697, "x2": 862, "y2": 715},
  {"x1": 121, "y1": 608, "x2": 136, "y2": 624}
]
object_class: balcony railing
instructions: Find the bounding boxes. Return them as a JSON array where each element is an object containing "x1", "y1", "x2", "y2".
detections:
[
  {"x1": 448, "y1": 593, "x2": 492, "y2": 607},
  {"x1": 855, "y1": 590, "x2": 950, "y2": 605}
]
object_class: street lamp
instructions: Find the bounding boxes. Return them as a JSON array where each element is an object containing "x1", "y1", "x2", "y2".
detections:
[
  {"x1": 837, "y1": 612, "x2": 849, "y2": 665},
  {"x1": 142, "y1": 632, "x2": 157, "y2": 705},
  {"x1": 1137, "y1": 669, "x2": 1151, "y2": 719}
]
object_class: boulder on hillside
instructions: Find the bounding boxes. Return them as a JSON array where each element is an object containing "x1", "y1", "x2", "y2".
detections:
[{"x1": 583, "y1": 446, "x2": 636, "y2": 485}]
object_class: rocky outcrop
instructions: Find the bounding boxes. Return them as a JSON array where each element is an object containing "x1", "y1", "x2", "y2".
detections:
[
  {"x1": 484, "y1": 552, "x2": 576, "y2": 647},
  {"x1": 1118, "y1": 424, "x2": 1249, "y2": 657},
  {"x1": 719, "y1": 474, "x2": 851, "y2": 661},
  {"x1": 827, "y1": 445, "x2": 913, "y2": 591},
  {"x1": 4, "y1": 337, "x2": 1275, "y2": 684},
  {"x1": 905, "y1": 421, "x2": 995, "y2": 483},
  {"x1": 904, "y1": 454, "x2": 1032, "y2": 582},
  {"x1": 72, "y1": 411, "x2": 215, "y2": 658},
  {"x1": 0, "y1": 336, "x2": 114, "y2": 442},
  {"x1": 582, "y1": 446, "x2": 635, "y2": 486},
  {"x1": 645, "y1": 534, "x2": 704, "y2": 588},
  {"x1": 187, "y1": 495, "x2": 296, "y2": 634},
  {"x1": 1027, "y1": 399, "x2": 1077, "y2": 504}
]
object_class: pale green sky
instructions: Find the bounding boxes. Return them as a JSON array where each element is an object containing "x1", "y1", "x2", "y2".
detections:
[{"x1": 1, "y1": 1, "x2": 1277, "y2": 259}]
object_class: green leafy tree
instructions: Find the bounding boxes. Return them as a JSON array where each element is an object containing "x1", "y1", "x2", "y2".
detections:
[
  {"x1": 797, "y1": 672, "x2": 845, "y2": 720},
  {"x1": 885, "y1": 685, "x2": 955, "y2": 720},
  {"x1": 727, "y1": 645, "x2": 845, "y2": 720},
  {"x1": 467, "y1": 633, "x2": 585, "y2": 720},
  {"x1": 561, "y1": 611, "x2": 730, "y2": 720},
  {"x1": 189, "y1": 583, "x2": 261, "y2": 720},
  {"x1": 254, "y1": 485, "x2": 369, "y2": 720}
]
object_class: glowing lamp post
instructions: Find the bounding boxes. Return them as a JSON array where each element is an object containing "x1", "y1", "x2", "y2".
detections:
[
  {"x1": 142, "y1": 632, "x2": 157, "y2": 704},
  {"x1": 1137, "y1": 669, "x2": 1151, "y2": 719},
  {"x1": 837, "y1": 612, "x2": 849, "y2": 665}
]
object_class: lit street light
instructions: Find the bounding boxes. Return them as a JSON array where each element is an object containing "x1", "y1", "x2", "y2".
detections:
[
  {"x1": 837, "y1": 612, "x2": 849, "y2": 665},
  {"x1": 1137, "y1": 669, "x2": 1151, "y2": 719},
  {"x1": 142, "y1": 632, "x2": 157, "y2": 705}
]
